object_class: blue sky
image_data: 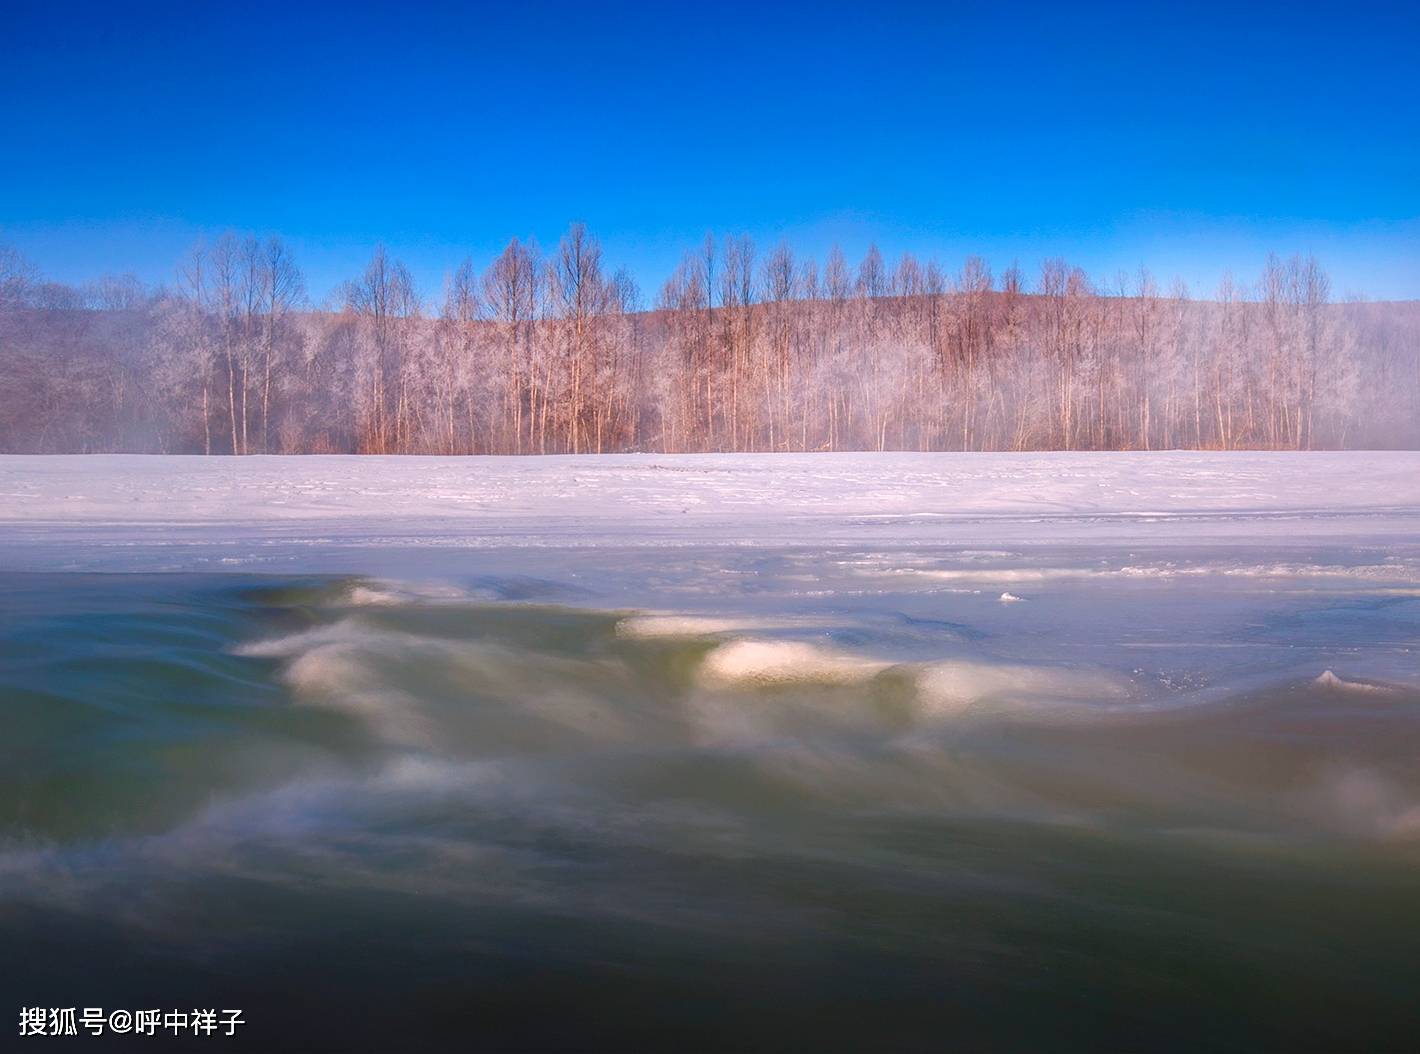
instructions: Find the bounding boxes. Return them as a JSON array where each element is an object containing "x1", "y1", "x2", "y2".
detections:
[{"x1": 2, "y1": 0, "x2": 1417, "y2": 302}]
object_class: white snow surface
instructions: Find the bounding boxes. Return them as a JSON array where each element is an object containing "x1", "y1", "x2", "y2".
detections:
[{"x1": 2, "y1": 452, "x2": 1418, "y2": 560}]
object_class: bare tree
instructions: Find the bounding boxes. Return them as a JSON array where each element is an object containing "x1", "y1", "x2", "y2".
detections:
[
  {"x1": 344, "y1": 246, "x2": 420, "y2": 452},
  {"x1": 1, "y1": 231, "x2": 1404, "y2": 456},
  {"x1": 259, "y1": 237, "x2": 305, "y2": 453}
]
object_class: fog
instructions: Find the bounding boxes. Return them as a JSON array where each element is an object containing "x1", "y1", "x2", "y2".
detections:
[{"x1": 2, "y1": 231, "x2": 1418, "y2": 454}]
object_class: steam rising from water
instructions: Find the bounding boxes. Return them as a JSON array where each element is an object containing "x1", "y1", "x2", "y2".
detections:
[{"x1": 3, "y1": 569, "x2": 1419, "y2": 1050}]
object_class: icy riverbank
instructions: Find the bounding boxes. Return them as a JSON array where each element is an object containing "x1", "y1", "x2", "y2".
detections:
[{"x1": 2, "y1": 452, "x2": 1419, "y2": 567}]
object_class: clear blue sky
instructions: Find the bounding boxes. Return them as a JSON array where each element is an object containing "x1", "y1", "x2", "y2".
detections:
[{"x1": 2, "y1": 0, "x2": 1417, "y2": 302}]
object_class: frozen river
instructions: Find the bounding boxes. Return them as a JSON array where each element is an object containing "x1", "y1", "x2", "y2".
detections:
[{"x1": 2, "y1": 452, "x2": 1418, "y2": 1050}]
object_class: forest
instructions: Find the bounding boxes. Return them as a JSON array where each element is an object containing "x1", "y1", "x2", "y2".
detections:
[{"x1": 2, "y1": 227, "x2": 1417, "y2": 454}]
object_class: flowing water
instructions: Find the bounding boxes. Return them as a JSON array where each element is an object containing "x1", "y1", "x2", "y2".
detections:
[{"x1": 2, "y1": 547, "x2": 1419, "y2": 1050}]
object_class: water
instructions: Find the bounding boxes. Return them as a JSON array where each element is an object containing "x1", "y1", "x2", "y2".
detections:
[{"x1": 2, "y1": 550, "x2": 1419, "y2": 1051}]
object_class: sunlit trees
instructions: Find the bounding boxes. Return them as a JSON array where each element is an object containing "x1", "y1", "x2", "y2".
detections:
[
  {"x1": 1, "y1": 231, "x2": 1411, "y2": 455},
  {"x1": 481, "y1": 238, "x2": 541, "y2": 454},
  {"x1": 343, "y1": 246, "x2": 420, "y2": 453},
  {"x1": 164, "y1": 234, "x2": 307, "y2": 454},
  {"x1": 656, "y1": 251, "x2": 710, "y2": 451},
  {"x1": 549, "y1": 223, "x2": 612, "y2": 453},
  {"x1": 258, "y1": 237, "x2": 306, "y2": 453}
]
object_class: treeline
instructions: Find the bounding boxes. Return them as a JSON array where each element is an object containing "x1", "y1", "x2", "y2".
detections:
[{"x1": 2, "y1": 230, "x2": 1417, "y2": 454}]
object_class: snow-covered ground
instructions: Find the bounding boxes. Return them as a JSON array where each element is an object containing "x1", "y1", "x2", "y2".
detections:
[{"x1": 2, "y1": 452, "x2": 1419, "y2": 567}]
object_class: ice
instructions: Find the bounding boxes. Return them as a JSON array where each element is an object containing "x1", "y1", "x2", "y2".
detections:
[
  {"x1": 5, "y1": 450, "x2": 1418, "y2": 700},
  {"x1": 914, "y1": 658, "x2": 1131, "y2": 715},
  {"x1": 1314, "y1": 669, "x2": 1398, "y2": 694},
  {"x1": 698, "y1": 640, "x2": 892, "y2": 687},
  {"x1": 1, "y1": 452, "x2": 1418, "y2": 568}
]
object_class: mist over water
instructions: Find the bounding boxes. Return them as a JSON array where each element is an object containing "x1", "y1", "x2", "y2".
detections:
[{"x1": 3, "y1": 551, "x2": 1420, "y2": 1051}]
